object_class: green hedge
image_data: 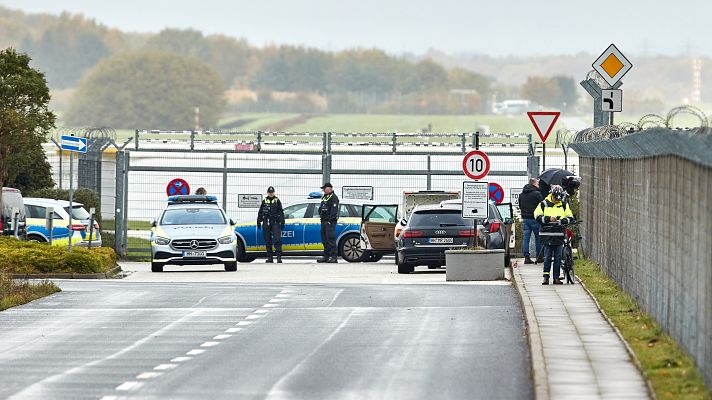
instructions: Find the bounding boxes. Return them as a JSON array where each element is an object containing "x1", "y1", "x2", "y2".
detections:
[
  {"x1": 29, "y1": 187, "x2": 102, "y2": 223},
  {"x1": 0, "y1": 237, "x2": 116, "y2": 274}
]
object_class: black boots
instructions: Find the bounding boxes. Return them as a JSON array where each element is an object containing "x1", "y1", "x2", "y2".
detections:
[
  {"x1": 524, "y1": 256, "x2": 534, "y2": 264},
  {"x1": 327, "y1": 257, "x2": 338, "y2": 263},
  {"x1": 542, "y1": 277, "x2": 549, "y2": 285},
  {"x1": 277, "y1": 256, "x2": 282, "y2": 263},
  {"x1": 316, "y1": 257, "x2": 327, "y2": 263},
  {"x1": 265, "y1": 257, "x2": 274, "y2": 263}
]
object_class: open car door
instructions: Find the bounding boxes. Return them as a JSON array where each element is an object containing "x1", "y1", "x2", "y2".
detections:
[{"x1": 360, "y1": 204, "x2": 398, "y2": 254}]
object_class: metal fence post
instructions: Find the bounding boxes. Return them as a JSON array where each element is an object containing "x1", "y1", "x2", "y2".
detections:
[
  {"x1": 461, "y1": 133, "x2": 467, "y2": 153},
  {"x1": 190, "y1": 130, "x2": 196, "y2": 151},
  {"x1": 426, "y1": 155, "x2": 432, "y2": 190},
  {"x1": 114, "y1": 150, "x2": 126, "y2": 256},
  {"x1": 391, "y1": 133, "x2": 397, "y2": 154},
  {"x1": 122, "y1": 151, "x2": 130, "y2": 256},
  {"x1": 257, "y1": 131, "x2": 263, "y2": 152},
  {"x1": 222, "y1": 152, "x2": 228, "y2": 212},
  {"x1": 134, "y1": 129, "x2": 139, "y2": 150}
]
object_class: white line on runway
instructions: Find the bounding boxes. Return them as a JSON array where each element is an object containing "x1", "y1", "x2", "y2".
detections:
[
  {"x1": 116, "y1": 381, "x2": 144, "y2": 391},
  {"x1": 137, "y1": 372, "x2": 163, "y2": 379},
  {"x1": 186, "y1": 349, "x2": 205, "y2": 355},
  {"x1": 254, "y1": 309, "x2": 269, "y2": 313},
  {"x1": 170, "y1": 356, "x2": 192, "y2": 362},
  {"x1": 245, "y1": 314, "x2": 263, "y2": 320},
  {"x1": 200, "y1": 341, "x2": 220, "y2": 347},
  {"x1": 154, "y1": 363, "x2": 178, "y2": 370},
  {"x1": 236, "y1": 321, "x2": 253, "y2": 326},
  {"x1": 225, "y1": 327, "x2": 243, "y2": 333},
  {"x1": 213, "y1": 334, "x2": 232, "y2": 340}
]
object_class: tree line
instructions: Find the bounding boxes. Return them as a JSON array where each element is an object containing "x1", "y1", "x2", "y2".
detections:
[{"x1": 0, "y1": 7, "x2": 577, "y2": 129}]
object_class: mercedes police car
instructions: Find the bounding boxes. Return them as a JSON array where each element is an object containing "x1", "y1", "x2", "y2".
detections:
[
  {"x1": 234, "y1": 193, "x2": 397, "y2": 263},
  {"x1": 150, "y1": 195, "x2": 237, "y2": 272}
]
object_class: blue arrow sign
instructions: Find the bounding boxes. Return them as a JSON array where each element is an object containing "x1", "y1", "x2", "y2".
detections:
[{"x1": 60, "y1": 135, "x2": 88, "y2": 153}]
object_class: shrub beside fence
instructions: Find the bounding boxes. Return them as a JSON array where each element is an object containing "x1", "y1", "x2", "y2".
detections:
[{"x1": 571, "y1": 127, "x2": 712, "y2": 388}]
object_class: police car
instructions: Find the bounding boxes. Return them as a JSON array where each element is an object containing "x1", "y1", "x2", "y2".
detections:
[
  {"x1": 150, "y1": 195, "x2": 238, "y2": 272},
  {"x1": 24, "y1": 198, "x2": 101, "y2": 246},
  {"x1": 234, "y1": 193, "x2": 398, "y2": 263}
]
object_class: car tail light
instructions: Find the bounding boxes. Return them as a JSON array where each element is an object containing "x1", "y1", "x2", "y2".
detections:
[
  {"x1": 458, "y1": 230, "x2": 475, "y2": 237},
  {"x1": 488, "y1": 220, "x2": 501, "y2": 233},
  {"x1": 70, "y1": 224, "x2": 86, "y2": 231},
  {"x1": 402, "y1": 230, "x2": 424, "y2": 238}
]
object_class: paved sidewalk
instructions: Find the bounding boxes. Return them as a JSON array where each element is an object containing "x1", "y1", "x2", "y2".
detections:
[{"x1": 513, "y1": 260, "x2": 651, "y2": 400}]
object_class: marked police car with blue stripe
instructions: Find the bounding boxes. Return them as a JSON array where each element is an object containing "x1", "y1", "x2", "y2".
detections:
[
  {"x1": 24, "y1": 198, "x2": 101, "y2": 246},
  {"x1": 234, "y1": 193, "x2": 398, "y2": 263}
]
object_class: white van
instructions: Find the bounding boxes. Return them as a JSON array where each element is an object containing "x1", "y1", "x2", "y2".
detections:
[{"x1": 1, "y1": 187, "x2": 26, "y2": 238}]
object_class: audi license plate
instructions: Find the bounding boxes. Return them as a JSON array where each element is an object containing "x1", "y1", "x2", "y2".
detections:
[
  {"x1": 429, "y1": 237, "x2": 453, "y2": 244},
  {"x1": 183, "y1": 251, "x2": 207, "y2": 258}
]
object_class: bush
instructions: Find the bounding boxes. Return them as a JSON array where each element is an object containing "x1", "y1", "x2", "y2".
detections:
[
  {"x1": 29, "y1": 187, "x2": 101, "y2": 223},
  {"x1": 0, "y1": 237, "x2": 116, "y2": 275}
]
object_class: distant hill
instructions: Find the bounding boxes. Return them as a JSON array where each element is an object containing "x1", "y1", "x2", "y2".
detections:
[{"x1": 424, "y1": 49, "x2": 710, "y2": 110}]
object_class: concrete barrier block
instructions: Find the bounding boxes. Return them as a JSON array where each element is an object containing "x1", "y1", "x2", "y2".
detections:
[{"x1": 445, "y1": 249, "x2": 505, "y2": 281}]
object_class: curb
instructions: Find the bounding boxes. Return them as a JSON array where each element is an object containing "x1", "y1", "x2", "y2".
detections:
[
  {"x1": 577, "y1": 275, "x2": 657, "y2": 400},
  {"x1": 10, "y1": 265, "x2": 123, "y2": 280},
  {"x1": 510, "y1": 262, "x2": 549, "y2": 400}
]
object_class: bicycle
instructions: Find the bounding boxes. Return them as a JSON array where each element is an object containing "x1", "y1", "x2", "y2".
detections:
[
  {"x1": 561, "y1": 221, "x2": 581, "y2": 284},
  {"x1": 535, "y1": 219, "x2": 579, "y2": 284}
]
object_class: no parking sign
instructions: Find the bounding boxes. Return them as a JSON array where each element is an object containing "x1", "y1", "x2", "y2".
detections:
[
  {"x1": 488, "y1": 182, "x2": 504, "y2": 204},
  {"x1": 166, "y1": 178, "x2": 190, "y2": 196}
]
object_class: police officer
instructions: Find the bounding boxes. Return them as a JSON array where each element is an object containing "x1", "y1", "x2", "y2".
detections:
[
  {"x1": 257, "y1": 186, "x2": 285, "y2": 263},
  {"x1": 317, "y1": 182, "x2": 339, "y2": 263}
]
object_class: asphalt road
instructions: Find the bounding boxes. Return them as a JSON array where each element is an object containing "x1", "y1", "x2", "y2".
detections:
[{"x1": 0, "y1": 278, "x2": 532, "y2": 399}]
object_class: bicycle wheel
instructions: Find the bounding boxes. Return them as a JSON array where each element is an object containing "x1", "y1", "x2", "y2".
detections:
[{"x1": 563, "y1": 246, "x2": 574, "y2": 284}]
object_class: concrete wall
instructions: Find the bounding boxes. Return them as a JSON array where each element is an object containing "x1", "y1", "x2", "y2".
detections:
[{"x1": 577, "y1": 153, "x2": 712, "y2": 387}]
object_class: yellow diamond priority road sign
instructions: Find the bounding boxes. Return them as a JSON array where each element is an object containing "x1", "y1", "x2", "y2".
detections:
[{"x1": 592, "y1": 44, "x2": 632, "y2": 87}]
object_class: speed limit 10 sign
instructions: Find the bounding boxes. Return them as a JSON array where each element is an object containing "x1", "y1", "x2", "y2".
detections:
[{"x1": 462, "y1": 150, "x2": 490, "y2": 180}]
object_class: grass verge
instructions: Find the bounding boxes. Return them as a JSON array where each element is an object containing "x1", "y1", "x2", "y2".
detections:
[
  {"x1": 0, "y1": 274, "x2": 60, "y2": 311},
  {"x1": 576, "y1": 258, "x2": 710, "y2": 400}
]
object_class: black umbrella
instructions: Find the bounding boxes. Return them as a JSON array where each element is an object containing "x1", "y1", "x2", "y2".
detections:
[{"x1": 537, "y1": 168, "x2": 574, "y2": 196}]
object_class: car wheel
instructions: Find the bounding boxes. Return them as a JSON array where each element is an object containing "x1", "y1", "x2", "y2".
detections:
[
  {"x1": 340, "y1": 234, "x2": 364, "y2": 263},
  {"x1": 151, "y1": 262, "x2": 163, "y2": 273},
  {"x1": 27, "y1": 235, "x2": 47, "y2": 244},
  {"x1": 224, "y1": 262, "x2": 237, "y2": 272},
  {"x1": 396, "y1": 252, "x2": 414, "y2": 274},
  {"x1": 236, "y1": 239, "x2": 256, "y2": 263}
]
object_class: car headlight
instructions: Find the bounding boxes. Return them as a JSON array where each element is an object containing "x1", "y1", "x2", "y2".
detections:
[
  {"x1": 154, "y1": 236, "x2": 170, "y2": 245},
  {"x1": 218, "y1": 235, "x2": 234, "y2": 244}
]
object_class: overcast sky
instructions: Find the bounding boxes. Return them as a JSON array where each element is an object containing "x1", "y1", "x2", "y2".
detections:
[{"x1": 2, "y1": 0, "x2": 710, "y2": 57}]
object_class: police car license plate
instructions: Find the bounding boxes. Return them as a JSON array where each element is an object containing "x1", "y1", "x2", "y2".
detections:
[
  {"x1": 183, "y1": 251, "x2": 207, "y2": 258},
  {"x1": 429, "y1": 238, "x2": 453, "y2": 244}
]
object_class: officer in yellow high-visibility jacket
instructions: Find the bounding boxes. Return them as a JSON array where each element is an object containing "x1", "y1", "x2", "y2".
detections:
[{"x1": 534, "y1": 185, "x2": 574, "y2": 285}]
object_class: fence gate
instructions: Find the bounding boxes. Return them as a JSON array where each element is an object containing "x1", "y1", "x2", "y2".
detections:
[{"x1": 112, "y1": 130, "x2": 573, "y2": 257}]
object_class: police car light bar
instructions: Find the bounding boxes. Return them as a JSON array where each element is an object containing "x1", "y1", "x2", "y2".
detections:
[
  {"x1": 167, "y1": 195, "x2": 219, "y2": 204},
  {"x1": 308, "y1": 191, "x2": 322, "y2": 199}
]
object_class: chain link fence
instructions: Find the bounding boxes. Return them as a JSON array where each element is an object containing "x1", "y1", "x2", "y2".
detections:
[{"x1": 571, "y1": 127, "x2": 712, "y2": 388}]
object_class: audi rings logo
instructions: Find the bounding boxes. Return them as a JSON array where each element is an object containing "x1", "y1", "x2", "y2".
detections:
[
  {"x1": 189, "y1": 240, "x2": 200, "y2": 249},
  {"x1": 435, "y1": 230, "x2": 447, "y2": 235}
]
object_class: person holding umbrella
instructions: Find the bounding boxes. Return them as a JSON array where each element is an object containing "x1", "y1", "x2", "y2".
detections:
[{"x1": 534, "y1": 185, "x2": 574, "y2": 285}]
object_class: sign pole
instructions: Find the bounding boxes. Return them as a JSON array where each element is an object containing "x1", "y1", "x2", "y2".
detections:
[
  {"x1": 68, "y1": 151, "x2": 74, "y2": 253},
  {"x1": 542, "y1": 143, "x2": 546, "y2": 172}
]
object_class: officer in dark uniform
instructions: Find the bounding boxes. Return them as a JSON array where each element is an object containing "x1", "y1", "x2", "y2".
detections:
[
  {"x1": 317, "y1": 182, "x2": 339, "y2": 263},
  {"x1": 257, "y1": 186, "x2": 285, "y2": 263}
]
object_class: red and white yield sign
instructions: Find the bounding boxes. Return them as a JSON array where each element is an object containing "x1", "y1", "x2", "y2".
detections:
[
  {"x1": 462, "y1": 150, "x2": 490, "y2": 180},
  {"x1": 527, "y1": 111, "x2": 560, "y2": 143}
]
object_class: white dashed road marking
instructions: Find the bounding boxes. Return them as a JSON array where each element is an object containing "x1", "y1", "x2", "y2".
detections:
[{"x1": 111, "y1": 288, "x2": 290, "y2": 394}]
